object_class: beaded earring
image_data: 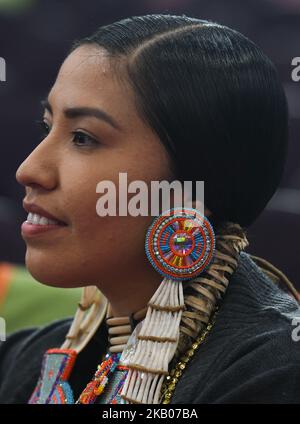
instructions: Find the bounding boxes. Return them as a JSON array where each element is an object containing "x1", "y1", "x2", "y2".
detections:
[
  {"x1": 119, "y1": 207, "x2": 216, "y2": 404},
  {"x1": 145, "y1": 207, "x2": 216, "y2": 280}
]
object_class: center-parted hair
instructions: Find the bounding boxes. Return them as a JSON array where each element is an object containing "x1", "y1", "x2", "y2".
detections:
[{"x1": 71, "y1": 14, "x2": 288, "y2": 228}]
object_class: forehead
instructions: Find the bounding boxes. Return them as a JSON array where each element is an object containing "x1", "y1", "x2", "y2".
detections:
[
  {"x1": 56, "y1": 45, "x2": 113, "y2": 86},
  {"x1": 48, "y1": 45, "x2": 138, "y2": 130}
]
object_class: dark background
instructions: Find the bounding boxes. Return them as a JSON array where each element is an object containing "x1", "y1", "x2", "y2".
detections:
[{"x1": 0, "y1": 0, "x2": 299, "y2": 287}]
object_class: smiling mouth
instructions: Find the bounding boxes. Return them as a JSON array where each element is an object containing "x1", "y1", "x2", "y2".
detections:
[
  {"x1": 26, "y1": 212, "x2": 67, "y2": 226},
  {"x1": 21, "y1": 212, "x2": 68, "y2": 238}
]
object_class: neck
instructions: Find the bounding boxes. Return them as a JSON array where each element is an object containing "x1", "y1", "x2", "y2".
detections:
[{"x1": 96, "y1": 258, "x2": 163, "y2": 317}]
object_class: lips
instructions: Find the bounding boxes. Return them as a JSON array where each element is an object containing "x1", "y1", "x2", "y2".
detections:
[{"x1": 23, "y1": 201, "x2": 68, "y2": 226}]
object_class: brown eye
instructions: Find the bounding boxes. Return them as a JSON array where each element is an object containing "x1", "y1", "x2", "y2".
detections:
[{"x1": 71, "y1": 131, "x2": 99, "y2": 147}]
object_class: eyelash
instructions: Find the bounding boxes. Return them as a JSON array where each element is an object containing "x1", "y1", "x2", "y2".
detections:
[{"x1": 35, "y1": 120, "x2": 100, "y2": 147}]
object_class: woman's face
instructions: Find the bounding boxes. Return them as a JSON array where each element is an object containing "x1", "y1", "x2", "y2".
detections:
[{"x1": 16, "y1": 45, "x2": 175, "y2": 292}]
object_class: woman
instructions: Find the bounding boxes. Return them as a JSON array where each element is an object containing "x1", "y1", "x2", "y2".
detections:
[{"x1": 0, "y1": 13, "x2": 299, "y2": 404}]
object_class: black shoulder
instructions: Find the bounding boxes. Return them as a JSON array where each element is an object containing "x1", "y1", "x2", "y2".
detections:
[
  {"x1": 0, "y1": 318, "x2": 72, "y2": 404},
  {"x1": 196, "y1": 314, "x2": 300, "y2": 403},
  {"x1": 173, "y1": 291, "x2": 300, "y2": 404}
]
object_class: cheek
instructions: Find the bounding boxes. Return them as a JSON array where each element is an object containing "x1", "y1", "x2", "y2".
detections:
[
  {"x1": 72, "y1": 212, "x2": 153, "y2": 270},
  {"x1": 127, "y1": 142, "x2": 173, "y2": 184},
  {"x1": 64, "y1": 146, "x2": 173, "y2": 255},
  {"x1": 60, "y1": 172, "x2": 151, "y2": 269}
]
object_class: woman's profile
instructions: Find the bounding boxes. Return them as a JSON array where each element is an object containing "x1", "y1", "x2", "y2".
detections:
[{"x1": 0, "y1": 13, "x2": 299, "y2": 404}]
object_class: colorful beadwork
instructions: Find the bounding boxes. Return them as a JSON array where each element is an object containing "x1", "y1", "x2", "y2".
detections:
[
  {"x1": 98, "y1": 366, "x2": 129, "y2": 404},
  {"x1": 28, "y1": 309, "x2": 217, "y2": 405},
  {"x1": 28, "y1": 349, "x2": 77, "y2": 404},
  {"x1": 51, "y1": 381, "x2": 74, "y2": 404},
  {"x1": 77, "y1": 353, "x2": 129, "y2": 404},
  {"x1": 145, "y1": 207, "x2": 215, "y2": 280},
  {"x1": 29, "y1": 348, "x2": 130, "y2": 404}
]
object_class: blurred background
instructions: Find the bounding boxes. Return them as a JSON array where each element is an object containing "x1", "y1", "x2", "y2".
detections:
[{"x1": 0, "y1": 0, "x2": 299, "y2": 331}]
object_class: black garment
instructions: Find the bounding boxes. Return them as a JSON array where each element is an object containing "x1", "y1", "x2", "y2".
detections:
[{"x1": 0, "y1": 252, "x2": 299, "y2": 404}]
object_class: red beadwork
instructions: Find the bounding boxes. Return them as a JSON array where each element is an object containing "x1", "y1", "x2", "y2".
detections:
[
  {"x1": 145, "y1": 208, "x2": 216, "y2": 280},
  {"x1": 77, "y1": 353, "x2": 121, "y2": 404}
]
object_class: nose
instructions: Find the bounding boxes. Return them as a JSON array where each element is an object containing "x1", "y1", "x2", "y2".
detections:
[{"x1": 15, "y1": 142, "x2": 57, "y2": 191}]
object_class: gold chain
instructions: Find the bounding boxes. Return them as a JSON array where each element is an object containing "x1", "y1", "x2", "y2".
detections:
[{"x1": 160, "y1": 306, "x2": 219, "y2": 404}]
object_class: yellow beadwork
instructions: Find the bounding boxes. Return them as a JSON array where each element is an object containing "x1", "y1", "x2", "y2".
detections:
[{"x1": 94, "y1": 384, "x2": 105, "y2": 396}]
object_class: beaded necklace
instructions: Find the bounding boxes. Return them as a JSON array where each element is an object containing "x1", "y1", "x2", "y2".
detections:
[
  {"x1": 77, "y1": 305, "x2": 148, "y2": 404},
  {"x1": 76, "y1": 306, "x2": 218, "y2": 404},
  {"x1": 29, "y1": 303, "x2": 218, "y2": 404}
]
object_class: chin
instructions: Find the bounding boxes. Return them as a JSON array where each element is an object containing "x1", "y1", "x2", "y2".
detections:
[{"x1": 24, "y1": 248, "x2": 84, "y2": 289}]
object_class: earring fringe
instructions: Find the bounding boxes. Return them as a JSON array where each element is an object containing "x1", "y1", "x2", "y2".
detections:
[{"x1": 120, "y1": 278, "x2": 184, "y2": 404}]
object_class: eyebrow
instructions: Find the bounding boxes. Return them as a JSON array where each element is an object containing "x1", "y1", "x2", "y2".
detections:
[{"x1": 41, "y1": 98, "x2": 122, "y2": 132}]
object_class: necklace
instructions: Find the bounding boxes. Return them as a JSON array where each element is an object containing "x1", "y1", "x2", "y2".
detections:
[
  {"x1": 76, "y1": 305, "x2": 148, "y2": 404},
  {"x1": 77, "y1": 306, "x2": 218, "y2": 404},
  {"x1": 105, "y1": 304, "x2": 148, "y2": 353},
  {"x1": 160, "y1": 306, "x2": 219, "y2": 404},
  {"x1": 28, "y1": 303, "x2": 218, "y2": 404}
]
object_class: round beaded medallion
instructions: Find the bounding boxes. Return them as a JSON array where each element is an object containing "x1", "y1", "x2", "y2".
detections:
[{"x1": 145, "y1": 207, "x2": 215, "y2": 281}]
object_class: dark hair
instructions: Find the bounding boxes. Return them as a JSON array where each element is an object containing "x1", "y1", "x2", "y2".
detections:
[{"x1": 71, "y1": 13, "x2": 288, "y2": 228}]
